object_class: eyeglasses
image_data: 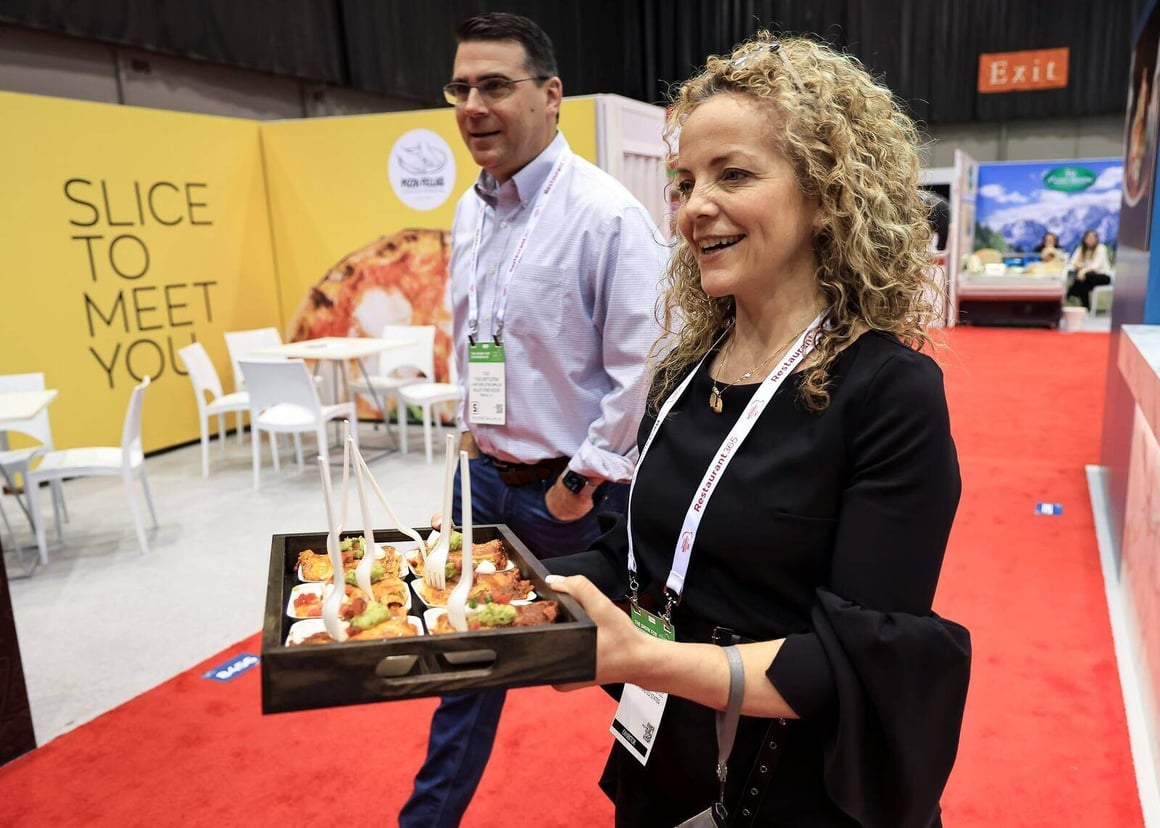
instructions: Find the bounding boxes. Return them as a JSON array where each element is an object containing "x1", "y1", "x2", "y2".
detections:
[{"x1": 442, "y1": 77, "x2": 547, "y2": 106}]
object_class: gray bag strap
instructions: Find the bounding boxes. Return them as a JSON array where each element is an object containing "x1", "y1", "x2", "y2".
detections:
[
  {"x1": 714, "y1": 645, "x2": 746, "y2": 806},
  {"x1": 674, "y1": 645, "x2": 747, "y2": 828}
]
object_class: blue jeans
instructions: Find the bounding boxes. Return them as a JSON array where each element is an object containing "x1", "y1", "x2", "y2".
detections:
[{"x1": 399, "y1": 455, "x2": 628, "y2": 828}]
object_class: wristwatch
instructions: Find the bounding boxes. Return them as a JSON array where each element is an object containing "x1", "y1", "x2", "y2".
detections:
[{"x1": 561, "y1": 469, "x2": 589, "y2": 495}]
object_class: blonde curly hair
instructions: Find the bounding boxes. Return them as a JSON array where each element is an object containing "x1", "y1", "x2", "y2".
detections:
[{"x1": 652, "y1": 32, "x2": 942, "y2": 412}]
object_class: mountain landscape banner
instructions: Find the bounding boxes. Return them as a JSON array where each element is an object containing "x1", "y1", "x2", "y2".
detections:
[{"x1": 974, "y1": 159, "x2": 1122, "y2": 257}]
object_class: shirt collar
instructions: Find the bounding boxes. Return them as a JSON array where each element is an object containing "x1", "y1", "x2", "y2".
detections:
[{"x1": 474, "y1": 131, "x2": 569, "y2": 208}]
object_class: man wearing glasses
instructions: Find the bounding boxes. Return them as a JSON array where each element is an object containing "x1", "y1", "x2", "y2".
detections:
[{"x1": 400, "y1": 11, "x2": 666, "y2": 828}]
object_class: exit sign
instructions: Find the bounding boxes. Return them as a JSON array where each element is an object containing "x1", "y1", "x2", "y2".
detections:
[{"x1": 978, "y1": 48, "x2": 1069, "y2": 93}]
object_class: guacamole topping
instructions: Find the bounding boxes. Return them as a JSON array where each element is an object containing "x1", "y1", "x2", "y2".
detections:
[
  {"x1": 349, "y1": 602, "x2": 393, "y2": 630},
  {"x1": 477, "y1": 603, "x2": 517, "y2": 627},
  {"x1": 344, "y1": 561, "x2": 386, "y2": 586}
]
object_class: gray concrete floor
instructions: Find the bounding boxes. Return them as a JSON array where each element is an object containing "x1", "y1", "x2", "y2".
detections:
[
  {"x1": 1080, "y1": 310, "x2": 1113, "y2": 333},
  {"x1": 3, "y1": 424, "x2": 446, "y2": 746}
]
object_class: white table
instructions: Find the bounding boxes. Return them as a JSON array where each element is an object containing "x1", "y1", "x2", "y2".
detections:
[
  {"x1": 252, "y1": 336, "x2": 412, "y2": 454},
  {"x1": 0, "y1": 390, "x2": 58, "y2": 423},
  {"x1": 0, "y1": 389, "x2": 58, "y2": 576}
]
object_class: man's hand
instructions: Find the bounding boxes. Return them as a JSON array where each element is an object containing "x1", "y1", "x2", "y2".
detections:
[
  {"x1": 458, "y1": 431, "x2": 480, "y2": 458},
  {"x1": 545, "y1": 474, "x2": 594, "y2": 521}
]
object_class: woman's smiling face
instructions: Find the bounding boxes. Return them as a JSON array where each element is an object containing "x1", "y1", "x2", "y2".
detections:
[{"x1": 674, "y1": 93, "x2": 820, "y2": 304}]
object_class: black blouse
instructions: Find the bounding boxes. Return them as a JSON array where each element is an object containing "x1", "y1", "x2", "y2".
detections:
[{"x1": 552, "y1": 331, "x2": 972, "y2": 827}]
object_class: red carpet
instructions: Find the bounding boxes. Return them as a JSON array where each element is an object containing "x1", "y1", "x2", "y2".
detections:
[
  {"x1": 934, "y1": 327, "x2": 1141, "y2": 827},
  {"x1": 0, "y1": 327, "x2": 1143, "y2": 827}
]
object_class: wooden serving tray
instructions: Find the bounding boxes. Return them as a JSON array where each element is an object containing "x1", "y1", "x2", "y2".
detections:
[{"x1": 260, "y1": 524, "x2": 596, "y2": 713}]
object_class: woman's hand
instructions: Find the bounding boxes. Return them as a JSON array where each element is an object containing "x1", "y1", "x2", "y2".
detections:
[
  {"x1": 545, "y1": 574, "x2": 659, "y2": 689},
  {"x1": 546, "y1": 575, "x2": 798, "y2": 717}
]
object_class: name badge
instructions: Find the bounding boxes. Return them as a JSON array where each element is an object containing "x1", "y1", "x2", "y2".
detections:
[
  {"x1": 467, "y1": 342, "x2": 506, "y2": 425},
  {"x1": 610, "y1": 603, "x2": 674, "y2": 766}
]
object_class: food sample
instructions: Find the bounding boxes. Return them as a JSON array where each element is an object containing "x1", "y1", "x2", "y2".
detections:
[
  {"x1": 289, "y1": 579, "x2": 409, "y2": 619},
  {"x1": 430, "y1": 601, "x2": 559, "y2": 634},
  {"x1": 416, "y1": 568, "x2": 534, "y2": 608},
  {"x1": 406, "y1": 537, "x2": 509, "y2": 578},
  {"x1": 346, "y1": 603, "x2": 419, "y2": 640},
  {"x1": 286, "y1": 606, "x2": 421, "y2": 646},
  {"x1": 370, "y1": 577, "x2": 410, "y2": 607},
  {"x1": 296, "y1": 536, "x2": 403, "y2": 582}
]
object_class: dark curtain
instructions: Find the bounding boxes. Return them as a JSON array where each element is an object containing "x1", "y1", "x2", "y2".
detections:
[
  {"x1": 0, "y1": 0, "x2": 1149, "y2": 123},
  {"x1": 0, "y1": 0, "x2": 345, "y2": 83},
  {"x1": 625, "y1": 0, "x2": 1149, "y2": 122},
  {"x1": 339, "y1": 0, "x2": 640, "y2": 106}
]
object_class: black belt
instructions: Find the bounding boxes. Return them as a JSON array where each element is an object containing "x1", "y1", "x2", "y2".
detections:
[
  {"x1": 487, "y1": 454, "x2": 569, "y2": 487},
  {"x1": 672, "y1": 608, "x2": 755, "y2": 646}
]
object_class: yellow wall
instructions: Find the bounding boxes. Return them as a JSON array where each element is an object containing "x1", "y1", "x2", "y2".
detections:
[{"x1": 0, "y1": 91, "x2": 281, "y2": 451}]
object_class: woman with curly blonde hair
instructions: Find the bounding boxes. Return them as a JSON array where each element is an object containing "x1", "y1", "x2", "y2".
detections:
[{"x1": 548, "y1": 33, "x2": 969, "y2": 827}]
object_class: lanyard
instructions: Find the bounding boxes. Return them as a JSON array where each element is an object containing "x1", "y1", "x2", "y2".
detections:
[
  {"x1": 466, "y1": 151, "x2": 572, "y2": 345},
  {"x1": 626, "y1": 312, "x2": 825, "y2": 618}
]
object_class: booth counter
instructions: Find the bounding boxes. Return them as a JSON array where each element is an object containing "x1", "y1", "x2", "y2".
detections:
[{"x1": 1113, "y1": 325, "x2": 1160, "y2": 796}]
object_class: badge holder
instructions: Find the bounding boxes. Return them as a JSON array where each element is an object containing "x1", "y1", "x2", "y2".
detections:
[
  {"x1": 611, "y1": 580, "x2": 678, "y2": 766},
  {"x1": 467, "y1": 339, "x2": 506, "y2": 425}
]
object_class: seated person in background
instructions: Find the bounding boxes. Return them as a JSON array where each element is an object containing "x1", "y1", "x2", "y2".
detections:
[
  {"x1": 1034, "y1": 231, "x2": 1064, "y2": 264},
  {"x1": 1066, "y1": 229, "x2": 1113, "y2": 309}
]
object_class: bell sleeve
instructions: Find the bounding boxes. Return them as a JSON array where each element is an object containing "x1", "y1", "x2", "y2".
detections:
[{"x1": 766, "y1": 349, "x2": 972, "y2": 828}]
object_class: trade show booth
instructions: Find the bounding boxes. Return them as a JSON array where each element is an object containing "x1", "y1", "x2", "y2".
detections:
[
  {"x1": 0, "y1": 91, "x2": 667, "y2": 454},
  {"x1": 956, "y1": 157, "x2": 1122, "y2": 328}
]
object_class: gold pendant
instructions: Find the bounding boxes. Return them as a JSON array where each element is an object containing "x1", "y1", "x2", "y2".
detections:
[{"x1": 709, "y1": 387, "x2": 723, "y2": 414}]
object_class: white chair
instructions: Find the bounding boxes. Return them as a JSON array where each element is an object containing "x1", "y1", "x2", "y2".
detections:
[
  {"x1": 348, "y1": 325, "x2": 436, "y2": 447},
  {"x1": 0, "y1": 372, "x2": 67, "y2": 539},
  {"x1": 239, "y1": 359, "x2": 358, "y2": 490},
  {"x1": 177, "y1": 342, "x2": 252, "y2": 478},
  {"x1": 223, "y1": 327, "x2": 283, "y2": 441},
  {"x1": 26, "y1": 376, "x2": 158, "y2": 565},
  {"x1": 397, "y1": 355, "x2": 463, "y2": 463},
  {"x1": 224, "y1": 327, "x2": 283, "y2": 391}
]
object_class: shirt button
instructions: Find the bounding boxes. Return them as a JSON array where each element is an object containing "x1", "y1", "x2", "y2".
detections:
[{"x1": 500, "y1": 220, "x2": 509, "y2": 229}]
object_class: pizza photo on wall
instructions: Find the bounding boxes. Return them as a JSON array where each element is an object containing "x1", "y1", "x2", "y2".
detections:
[{"x1": 286, "y1": 228, "x2": 453, "y2": 420}]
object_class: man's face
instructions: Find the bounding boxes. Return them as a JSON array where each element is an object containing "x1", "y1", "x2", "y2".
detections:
[{"x1": 450, "y1": 39, "x2": 561, "y2": 183}]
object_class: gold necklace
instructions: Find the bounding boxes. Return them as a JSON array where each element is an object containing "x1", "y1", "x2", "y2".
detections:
[{"x1": 708, "y1": 323, "x2": 812, "y2": 414}]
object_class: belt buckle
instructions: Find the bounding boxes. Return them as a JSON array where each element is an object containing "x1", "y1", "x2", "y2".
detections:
[{"x1": 711, "y1": 626, "x2": 740, "y2": 646}]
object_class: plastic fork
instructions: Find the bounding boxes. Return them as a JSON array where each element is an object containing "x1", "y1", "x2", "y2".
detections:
[
  {"x1": 346, "y1": 436, "x2": 425, "y2": 598},
  {"x1": 316, "y1": 456, "x2": 347, "y2": 643},
  {"x1": 445, "y1": 450, "x2": 474, "y2": 632},
  {"x1": 423, "y1": 433, "x2": 457, "y2": 592},
  {"x1": 350, "y1": 438, "x2": 380, "y2": 600},
  {"x1": 350, "y1": 441, "x2": 425, "y2": 550}
]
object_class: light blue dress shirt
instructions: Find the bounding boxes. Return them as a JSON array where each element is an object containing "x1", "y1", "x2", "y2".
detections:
[{"x1": 451, "y1": 132, "x2": 668, "y2": 484}]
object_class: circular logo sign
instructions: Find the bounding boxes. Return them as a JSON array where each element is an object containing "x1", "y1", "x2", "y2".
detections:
[
  {"x1": 388, "y1": 129, "x2": 456, "y2": 210},
  {"x1": 1042, "y1": 166, "x2": 1096, "y2": 192}
]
